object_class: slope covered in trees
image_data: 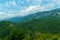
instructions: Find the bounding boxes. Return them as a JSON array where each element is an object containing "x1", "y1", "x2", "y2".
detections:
[{"x1": 0, "y1": 18, "x2": 60, "y2": 40}]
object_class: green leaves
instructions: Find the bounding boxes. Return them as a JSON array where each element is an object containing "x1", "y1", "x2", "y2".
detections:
[
  {"x1": 0, "y1": 18, "x2": 60, "y2": 40},
  {"x1": 5, "y1": 29, "x2": 24, "y2": 40}
]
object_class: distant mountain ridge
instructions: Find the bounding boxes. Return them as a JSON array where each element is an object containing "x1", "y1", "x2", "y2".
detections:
[{"x1": 5, "y1": 8, "x2": 60, "y2": 22}]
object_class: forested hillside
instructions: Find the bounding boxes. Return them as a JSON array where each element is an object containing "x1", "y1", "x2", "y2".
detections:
[{"x1": 0, "y1": 18, "x2": 60, "y2": 40}]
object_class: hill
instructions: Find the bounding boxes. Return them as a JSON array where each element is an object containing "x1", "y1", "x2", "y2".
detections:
[
  {"x1": 0, "y1": 9, "x2": 60, "y2": 40},
  {"x1": 5, "y1": 8, "x2": 60, "y2": 22}
]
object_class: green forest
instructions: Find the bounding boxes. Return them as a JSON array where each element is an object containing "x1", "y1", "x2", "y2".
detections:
[{"x1": 0, "y1": 18, "x2": 60, "y2": 40}]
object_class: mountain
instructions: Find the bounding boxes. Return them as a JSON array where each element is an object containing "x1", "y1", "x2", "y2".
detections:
[
  {"x1": 6, "y1": 8, "x2": 60, "y2": 22},
  {"x1": 1, "y1": 18, "x2": 60, "y2": 40},
  {"x1": 0, "y1": 8, "x2": 60, "y2": 40}
]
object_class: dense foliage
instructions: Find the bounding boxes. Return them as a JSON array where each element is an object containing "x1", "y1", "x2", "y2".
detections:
[{"x1": 0, "y1": 18, "x2": 60, "y2": 40}]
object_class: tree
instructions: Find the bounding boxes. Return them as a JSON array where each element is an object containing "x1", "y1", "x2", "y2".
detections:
[
  {"x1": 5, "y1": 29, "x2": 24, "y2": 40},
  {"x1": 24, "y1": 31, "x2": 33, "y2": 40}
]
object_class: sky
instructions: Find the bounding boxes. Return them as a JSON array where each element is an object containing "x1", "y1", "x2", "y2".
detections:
[{"x1": 0, "y1": 0, "x2": 60, "y2": 20}]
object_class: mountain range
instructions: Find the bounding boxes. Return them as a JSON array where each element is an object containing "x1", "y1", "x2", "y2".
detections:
[
  {"x1": 3, "y1": 8, "x2": 60, "y2": 22},
  {"x1": 0, "y1": 8, "x2": 60, "y2": 40}
]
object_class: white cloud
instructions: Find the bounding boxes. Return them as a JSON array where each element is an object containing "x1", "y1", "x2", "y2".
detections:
[
  {"x1": 31, "y1": 0, "x2": 60, "y2": 8},
  {"x1": 18, "y1": 5, "x2": 44, "y2": 16},
  {"x1": 18, "y1": 3, "x2": 56, "y2": 16},
  {"x1": 0, "y1": 5, "x2": 44, "y2": 18},
  {"x1": 0, "y1": 0, "x2": 60, "y2": 20},
  {"x1": 5, "y1": 1, "x2": 17, "y2": 7},
  {"x1": 0, "y1": 12, "x2": 17, "y2": 20},
  {"x1": 0, "y1": 3, "x2": 58, "y2": 20}
]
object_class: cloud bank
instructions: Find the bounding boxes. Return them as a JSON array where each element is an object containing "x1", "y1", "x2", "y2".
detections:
[
  {"x1": 0, "y1": 4, "x2": 57, "y2": 20},
  {"x1": 0, "y1": 12, "x2": 17, "y2": 20},
  {"x1": 0, "y1": 0, "x2": 60, "y2": 20}
]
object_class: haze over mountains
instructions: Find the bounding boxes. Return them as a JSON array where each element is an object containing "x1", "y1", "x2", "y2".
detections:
[
  {"x1": 0, "y1": 8, "x2": 60, "y2": 40},
  {"x1": 0, "y1": 0, "x2": 60, "y2": 40},
  {"x1": 3, "y1": 8, "x2": 60, "y2": 22}
]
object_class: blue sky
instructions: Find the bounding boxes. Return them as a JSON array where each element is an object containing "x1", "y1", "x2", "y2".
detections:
[{"x1": 0, "y1": 0, "x2": 60, "y2": 20}]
